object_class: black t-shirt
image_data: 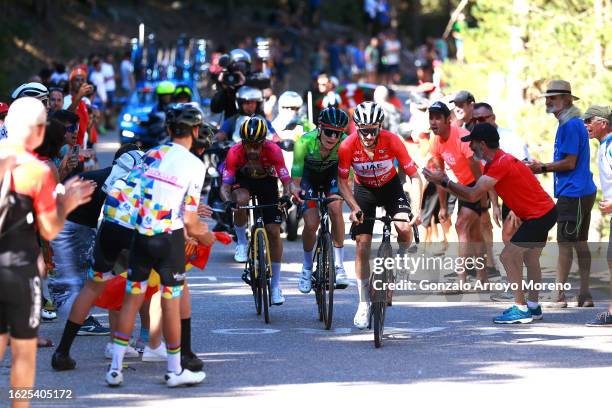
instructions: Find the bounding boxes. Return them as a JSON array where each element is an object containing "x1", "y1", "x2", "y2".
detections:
[{"x1": 66, "y1": 167, "x2": 111, "y2": 228}]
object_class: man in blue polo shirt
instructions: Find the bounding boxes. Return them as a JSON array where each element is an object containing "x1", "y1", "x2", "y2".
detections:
[{"x1": 528, "y1": 80, "x2": 597, "y2": 308}]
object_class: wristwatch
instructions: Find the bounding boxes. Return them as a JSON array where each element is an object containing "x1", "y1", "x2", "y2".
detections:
[{"x1": 540, "y1": 165, "x2": 548, "y2": 173}]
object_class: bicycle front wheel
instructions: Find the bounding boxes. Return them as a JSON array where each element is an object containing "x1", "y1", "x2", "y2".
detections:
[
  {"x1": 372, "y1": 242, "x2": 393, "y2": 348},
  {"x1": 256, "y1": 229, "x2": 271, "y2": 324},
  {"x1": 321, "y1": 232, "x2": 334, "y2": 330}
]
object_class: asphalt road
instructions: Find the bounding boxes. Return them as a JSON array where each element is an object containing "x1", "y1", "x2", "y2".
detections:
[{"x1": 2, "y1": 131, "x2": 611, "y2": 407}]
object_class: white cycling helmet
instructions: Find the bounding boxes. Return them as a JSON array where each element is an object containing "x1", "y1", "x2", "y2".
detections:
[
  {"x1": 353, "y1": 101, "x2": 385, "y2": 126},
  {"x1": 278, "y1": 91, "x2": 303, "y2": 109},
  {"x1": 11, "y1": 82, "x2": 49, "y2": 102}
]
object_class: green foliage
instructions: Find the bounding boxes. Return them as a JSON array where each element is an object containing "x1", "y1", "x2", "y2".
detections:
[{"x1": 444, "y1": 0, "x2": 612, "y2": 238}]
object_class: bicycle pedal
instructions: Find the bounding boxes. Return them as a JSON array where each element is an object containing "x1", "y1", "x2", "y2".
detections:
[{"x1": 241, "y1": 271, "x2": 252, "y2": 286}]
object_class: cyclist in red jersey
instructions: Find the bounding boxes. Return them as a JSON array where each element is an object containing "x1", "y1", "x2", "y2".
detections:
[
  {"x1": 424, "y1": 123, "x2": 557, "y2": 324},
  {"x1": 222, "y1": 116, "x2": 299, "y2": 306},
  {"x1": 338, "y1": 101, "x2": 422, "y2": 330},
  {"x1": 428, "y1": 101, "x2": 499, "y2": 284}
]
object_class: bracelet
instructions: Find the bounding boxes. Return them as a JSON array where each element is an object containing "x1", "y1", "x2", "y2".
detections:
[{"x1": 541, "y1": 165, "x2": 548, "y2": 173}]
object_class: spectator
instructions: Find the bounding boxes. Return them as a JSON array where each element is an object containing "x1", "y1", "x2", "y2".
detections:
[
  {"x1": 120, "y1": 51, "x2": 135, "y2": 94},
  {"x1": 451, "y1": 90, "x2": 476, "y2": 130},
  {"x1": 64, "y1": 67, "x2": 92, "y2": 149},
  {"x1": 364, "y1": 37, "x2": 380, "y2": 83},
  {"x1": 89, "y1": 58, "x2": 108, "y2": 110},
  {"x1": 101, "y1": 53, "x2": 117, "y2": 130},
  {"x1": 381, "y1": 31, "x2": 401, "y2": 84},
  {"x1": 50, "y1": 63, "x2": 68, "y2": 83},
  {"x1": 51, "y1": 109, "x2": 82, "y2": 181},
  {"x1": 528, "y1": 80, "x2": 597, "y2": 308},
  {"x1": 0, "y1": 97, "x2": 94, "y2": 400},
  {"x1": 452, "y1": 13, "x2": 467, "y2": 63},
  {"x1": 373, "y1": 85, "x2": 400, "y2": 134},
  {"x1": 48, "y1": 88, "x2": 65, "y2": 114},
  {"x1": 0, "y1": 102, "x2": 8, "y2": 141},
  {"x1": 583, "y1": 105, "x2": 612, "y2": 325}
]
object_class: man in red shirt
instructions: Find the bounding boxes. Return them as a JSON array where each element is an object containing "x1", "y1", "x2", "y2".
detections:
[
  {"x1": 429, "y1": 101, "x2": 499, "y2": 284},
  {"x1": 424, "y1": 123, "x2": 558, "y2": 324},
  {"x1": 65, "y1": 68, "x2": 93, "y2": 148}
]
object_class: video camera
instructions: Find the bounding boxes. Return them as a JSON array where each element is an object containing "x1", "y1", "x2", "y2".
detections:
[{"x1": 218, "y1": 45, "x2": 271, "y2": 90}]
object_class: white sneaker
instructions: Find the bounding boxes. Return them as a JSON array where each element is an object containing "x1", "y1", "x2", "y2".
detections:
[
  {"x1": 234, "y1": 244, "x2": 248, "y2": 263},
  {"x1": 335, "y1": 266, "x2": 350, "y2": 289},
  {"x1": 298, "y1": 267, "x2": 313, "y2": 293},
  {"x1": 142, "y1": 343, "x2": 167, "y2": 362},
  {"x1": 353, "y1": 302, "x2": 371, "y2": 330},
  {"x1": 41, "y1": 309, "x2": 57, "y2": 320},
  {"x1": 271, "y1": 287, "x2": 285, "y2": 305},
  {"x1": 165, "y1": 369, "x2": 206, "y2": 387},
  {"x1": 105, "y1": 367, "x2": 123, "y2": 387},
  {"x1": 104, "y1": 342, "x2": 139, "y2": 359}
]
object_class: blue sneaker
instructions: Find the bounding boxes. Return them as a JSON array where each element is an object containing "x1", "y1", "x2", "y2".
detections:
[
  {"x1": 528, "y1": 305, "x2": 543, "y2": 320},
  {"x1": 493, "y1": 305, "x2": 533, "y2": 324}
]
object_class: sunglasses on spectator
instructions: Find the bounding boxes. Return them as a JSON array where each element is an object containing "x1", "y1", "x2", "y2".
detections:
[
  {"x1": 322, "y1": 128, "x2": 342, "y2": 138},
  {"x1": 65, "y1": 124, "x2": 78, "y2": 133},
  {"x1": 472, "y1": 114, "x2": 493, "y2": 124},
  {"x1": 358, "y1": 127, "x2": 380, "y2": 136}
]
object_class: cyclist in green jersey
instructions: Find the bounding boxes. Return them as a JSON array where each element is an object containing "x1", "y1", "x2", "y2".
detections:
[{"x1": 292, "y1": 107, "x2": 350, "y2": 293}]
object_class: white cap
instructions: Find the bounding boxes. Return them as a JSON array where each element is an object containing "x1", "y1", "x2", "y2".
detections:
[{"x1": 5, "y1": 97, "x2": 47, "y2": 143}]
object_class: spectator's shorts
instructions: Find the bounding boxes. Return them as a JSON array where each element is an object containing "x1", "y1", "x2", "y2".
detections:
[{"x1": 556, "y1": 193, "x2": 596, "y2": 242}]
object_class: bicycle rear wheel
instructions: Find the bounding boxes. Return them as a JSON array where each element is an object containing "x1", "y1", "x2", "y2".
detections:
[
  {"x1": 372, "y1": 242, "x2": 393, "y2": 348},
  {"x1": 256, "y1": 230, "x2": 271, "y2": 324}
]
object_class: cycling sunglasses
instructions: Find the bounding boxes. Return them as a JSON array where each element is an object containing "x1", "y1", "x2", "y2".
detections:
[
  {"x1": 358, "y1": 127, "x2": 380, "y2": 136},
  {"x1": 322, "y1": 128, "x2": 342, "y2": 139}
]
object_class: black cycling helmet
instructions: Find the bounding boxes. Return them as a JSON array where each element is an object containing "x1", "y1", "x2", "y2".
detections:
[
  {"x1": 318, "y1": 106, "x2": 349, "y2": 130},
  {"x1": 193, "y1": 122, "x2": 216, "y2": 150},
  {"x1": 166, "y1": 103, "x2": 203, "y2": 135},
  {"x1": 240, "y1": 116, "x2": 267, "y2": 144}
]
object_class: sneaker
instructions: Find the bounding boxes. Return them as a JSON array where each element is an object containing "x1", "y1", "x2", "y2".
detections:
[
  {"x1": 586, "y1": 312, "x2": 612, "y2": 327},
  {"x1": 181, "y1": 351, "x2": 204, "y2": 372},
  {"x1": 493, "y1": 305, "x2": 533, "y2": 324},
  {"x1": 334, "y1": 266, "x2": 349, "y2": 289},
  {"x1": 165, "y1": 369, "x2": 206, "y2": 387},
  {"x1": 77, "y1": 316, "x2": 110, "y2": 336},
  {"x1": 234, "y1": 244, "x2": 248, "y2": 263},
  {"x1": 528, "y1": 305, "x2": 543, "y2": 320},
  {"x1": 142, "y1": 343, "x2": 167, "y2": 362},
  {"x1": 298, "y1": 267, "x2": 313, "y2": 293},
  {"x1": 105, "y1": 366, "x2": 123, "y2": 387},
  {"x1": 486, "y1": 266, "x2": 501, "y2": 279},
  {"x1": 271, "y1": 287, "x2": 285, "y2": 305},
  {"x1": 490, "y1": 292, "x2": 514, "y2": 302},
  {"x1": 353, "y1": 302, "x2": 371, "y2": 330},
  {"x1": 51, "y1": 352, "x2": 76, "y2": 371},
  {"x1": 105, "y1": 343, "x2": 139, "y2": 359},
  {"x1": 41, "y1": 308, "x2": 57, "y2": 321}
]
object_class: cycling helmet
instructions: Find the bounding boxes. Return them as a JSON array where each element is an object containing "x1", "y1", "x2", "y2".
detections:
[
  {"x1": 165, "y1": 103, "x2": 203, "y2": 128},
  {"x1": 353, "y1": 101, "x2": 385, "y2": 126},
  {"x1": 318, "y1": 107, "x2": 349, "y2": 130},
  {"x1": 156, "y1": 81, "x2": 176, "y2": 96},
  {"x1": 278, "y1": 91, "x2": 303, "y2": 109},
  {"x1": 236, "y1": 86, "x2": 263, "y2": 102},
  {"x1": 229, "y1": 49, "x2": 252, "y2": 66},
  {"x1": 174, "y1": 84, "x2": 192, "y2": 99},
  {"x1": 193, "y1": 122, "x2": 216, "y2": 150},
  {"x1": 240, "y1": 116, "x2": 268, "y2": 144},
  {"x1": 11, "y1": 82, "x2": 49, "y2": 102}
]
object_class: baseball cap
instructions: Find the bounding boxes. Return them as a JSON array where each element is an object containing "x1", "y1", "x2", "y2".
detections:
[
  {"x1": 451, "y1": 90, "x2": 475, "y2": 105},
  {"x1": 582, "y1": 105, "x2": 611, "y2": 122},
  {"x1": 428, "y1": 101, "x2": 451, "y2": 117},
  {"x1": 461, "y1": 123, "x2": 500, "y2": 144}
]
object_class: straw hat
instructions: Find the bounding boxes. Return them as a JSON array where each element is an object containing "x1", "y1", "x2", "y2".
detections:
[{"x1": 541, "y1": 79, "x2": 579, "y2": 100}]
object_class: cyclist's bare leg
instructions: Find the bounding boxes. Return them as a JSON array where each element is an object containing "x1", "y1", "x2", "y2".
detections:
[
  {"x1": 111, "y1": 291, "x2": 146, "y2": 370},
  {"x1": 355, "y1": 234, "x2": 373, "y2": 302},
  {"x1": 266, "y1": 223, "x2": 284, "y2": 292},
  {"x1": 6, "y1": 337, "x2": 37, "y2": 407},
  {"x1": 328, "y1": 198, "x2": 345, "y2": 248},
  {"x1": 231, "y1": 188, "x2": 251, "y2": 227},
  {"x1": 393, "y1": 213, "x2": 413, "y2": 252},
  {"x1": 161, "y1": 295, "x2": 181, "y2": 372},
  {"x1": 147, "y1": 291, "x2": 162, "y2": 349},
  {"x1": 302, "y1": 208, "x2": 320, "y2": 251}
]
